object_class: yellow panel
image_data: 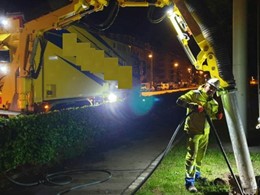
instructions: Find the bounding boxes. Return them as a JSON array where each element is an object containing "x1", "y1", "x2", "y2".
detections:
[
  {"x1": 62, "y1": 33, "x2": 77, "y2": 56},
  {"x1": 75, "y1": 42, "x2": 91, "y2": 66},
  {"x1": 79, "y1": 47, "x2": 95, "y2": 72},
  {"x1": 117, "y1": 66, "x2": 132, "y2": 89},
  {"x1": 103, "y1": 58, "x2": 118, "y2": 80},
  {"x1": 43, "y1": 41, "x2": 108, "y2": 100},
  {"x1": 92, "y1": 50, "x2": 104, "y2": 73}
]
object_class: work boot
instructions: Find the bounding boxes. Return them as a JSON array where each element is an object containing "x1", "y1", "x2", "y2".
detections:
[
  {"x1": 186, "y1": 185, "x2": 198, "y2": 193},
  {"x1": 185, "y1": 177, "x2": 198, "y2": 193}
]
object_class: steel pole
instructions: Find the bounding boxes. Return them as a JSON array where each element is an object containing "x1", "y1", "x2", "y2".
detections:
[
  {"x1": 221, "y1": 90, "x2": 257, "y2": 194},
  {"x1": 233, "y1": 0, "x2": 247, "y2": 134}
]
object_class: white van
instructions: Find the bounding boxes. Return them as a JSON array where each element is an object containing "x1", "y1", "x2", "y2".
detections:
[{"x1": 140, "y1": 83, "x2": 149, "y2": 91}]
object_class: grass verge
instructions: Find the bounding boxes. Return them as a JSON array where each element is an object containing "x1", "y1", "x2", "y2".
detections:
[{"x1": 135, "y1": 140, "x2": 260, "y2": 195}]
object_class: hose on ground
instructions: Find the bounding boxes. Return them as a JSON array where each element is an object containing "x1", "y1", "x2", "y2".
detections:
[
  {"x1": 1, "y1": 168, "x2": 112, "y2": 195},
  {"x1": 130, "y1": 111, "x2": 194, "y2": 194}
]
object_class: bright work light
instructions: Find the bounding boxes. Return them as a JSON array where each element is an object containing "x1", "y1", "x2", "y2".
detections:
[
  {"x1": 0, "y1": 16, "x2": 9, "y2": 28},
  {"x1": 108, "y1": 93, "x2": 118, "y2": 103},
  {"x1": 0, "y1": 63, "x2": 9, "y2": 74}
]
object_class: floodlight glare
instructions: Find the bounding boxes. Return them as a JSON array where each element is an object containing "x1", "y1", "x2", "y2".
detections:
[
  {"x1": 0, "y1": 16, "x2": 9, "y2": 28},
  {"x1": 0, "y1": 63, "x2": 9, "y2": 74},
  {"x1": 107, "y1": 93, "x2": 118, "y2": 103}
]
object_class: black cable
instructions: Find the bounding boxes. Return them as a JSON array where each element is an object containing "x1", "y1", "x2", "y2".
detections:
[
  {"x1": 205, "y1": 112, "x2": 245, "y2": 195},
  {"x1": 130, "y1": 111, "x2": 194, "y2": 195},
  {"x1": 2, "y1": 168, "x2": 112, "y2": 194},
  {"x1": 147, "y1": 6, "x2": 167, "y2": 24},
  {"x1": 81, "y1": 1, "x2": 119, "y2": 31},
  {"x1": 51, "y1": 169, "x2": 112, "y2": 195},
  {"x1": 1, "y1": 169, "x2": 40, "y2": 187}
]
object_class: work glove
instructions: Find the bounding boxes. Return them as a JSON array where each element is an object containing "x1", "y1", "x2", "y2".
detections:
[
  {"x1": 189, "y1": 103, "x2": 204, "y2": 113},
  {"x1": 197, "y1": 105, "x2": 204, "y2": 113},
  {"x1": 217, "y1": 112, "x2": 223, "y2": 120}
]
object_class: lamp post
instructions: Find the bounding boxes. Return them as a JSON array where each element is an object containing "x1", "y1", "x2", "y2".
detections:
[
  {"x1": 187, "y1": 67, "x2": 192, "y2": 86},
  {"x1": 148, "y1": 53, "x2": 153, "y2": 88},
  {"x1": 195, "y1": 70, "x2": 204, "y2": 85}
]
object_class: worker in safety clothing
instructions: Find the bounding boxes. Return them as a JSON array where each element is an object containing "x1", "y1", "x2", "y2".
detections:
[{"x1": 176, "y1": 78, "x2": 223, "y2": 193}]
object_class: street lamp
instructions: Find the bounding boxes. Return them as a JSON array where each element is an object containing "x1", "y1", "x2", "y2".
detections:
[
  {"x1": 187, "y1": 68, "x2": 192, "y2": 85},
  {"x1": 148, "y1": 53, "x2": 153, "y2": 88},
  {"x1": 173, "y1": 62, "x2": 179, "y2": 83}
]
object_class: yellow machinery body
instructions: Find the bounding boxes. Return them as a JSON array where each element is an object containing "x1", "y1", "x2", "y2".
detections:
[
  {"x1": 0, "y1": 0, "x2": 133, "y2": 114},
  {"x1": 0, "y1": 0, "x2": 258, "y2": 193}
]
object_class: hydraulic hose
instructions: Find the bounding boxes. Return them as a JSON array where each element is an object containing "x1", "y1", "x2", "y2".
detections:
[
  {"x1": 51, "y1": 169, "x2": 112, "y2": 195},
  {"x1": 1, "y1": 168, "x2": 39, "y2": 187},
  {"x1": 131, "y1": 111, "x2": 194, "y2": 194},
  {"x1": 205, "y1": 112, "x2": 245, "y2": 195},
  {"x1": 81, "y1": 1, "x2": 119, "y2": 31},
  {"x1": 147, "y1": 6, "x2": 168, "y2": 24},
  {"x1": 30, "y1": 36, "x2": 47, "y2": 79}
]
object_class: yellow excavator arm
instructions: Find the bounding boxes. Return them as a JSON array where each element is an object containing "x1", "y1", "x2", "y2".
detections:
[
  {"x1": 166, "y1": 1, "x2": 229, "y2": 88},
  {"x1": 18, "y1": 0, "x2": 99, "y2": 77},
  {"x1": 88, "y1": 0, "x2": 230, "y2": 88},
  {"x1": 0, "y1": 0, "x2": 232, "y2": 113},
  {"x1": 3, "y1": 0, "x2": 230, "y2": 88}
]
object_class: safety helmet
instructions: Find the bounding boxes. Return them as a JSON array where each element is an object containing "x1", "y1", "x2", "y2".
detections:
[{"x1": 206, "y1": 78, "x2": 220, "y2": 89}]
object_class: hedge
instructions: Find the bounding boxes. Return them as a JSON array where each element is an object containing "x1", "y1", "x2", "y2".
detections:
[{"x1": 0, "y1": 102, "x2": 130, "y2": 171}]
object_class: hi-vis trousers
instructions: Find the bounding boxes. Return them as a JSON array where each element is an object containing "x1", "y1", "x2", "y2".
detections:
[{"x1": 185, "y1": 132, "x2": 209, "y2": 180}]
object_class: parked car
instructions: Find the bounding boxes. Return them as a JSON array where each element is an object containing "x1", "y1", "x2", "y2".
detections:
[
  {"x1": 155, "y1": 83, "x2": 163, "y2": 91},
  {"x1": 141, "y1": 83, "x2": 149, "y2": 91},
  {"x1": 155, "y1": 82, "x2": 169, "y2": 90},
  {"x1": 169, "y1": 83, "x2": 179, "y2": 89}
]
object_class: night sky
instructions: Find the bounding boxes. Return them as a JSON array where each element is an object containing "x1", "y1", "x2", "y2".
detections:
[
  {"x1": 83, "y1": 5, "x2": 182, "y2": 52},
  {"x1": 0, "y1": 0, "x2": 182, "y2": 51}
]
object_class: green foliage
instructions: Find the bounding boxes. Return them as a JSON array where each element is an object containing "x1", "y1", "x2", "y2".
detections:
[{"x1": 0, "y1": 102, "x2": 123, "y2": 171}]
